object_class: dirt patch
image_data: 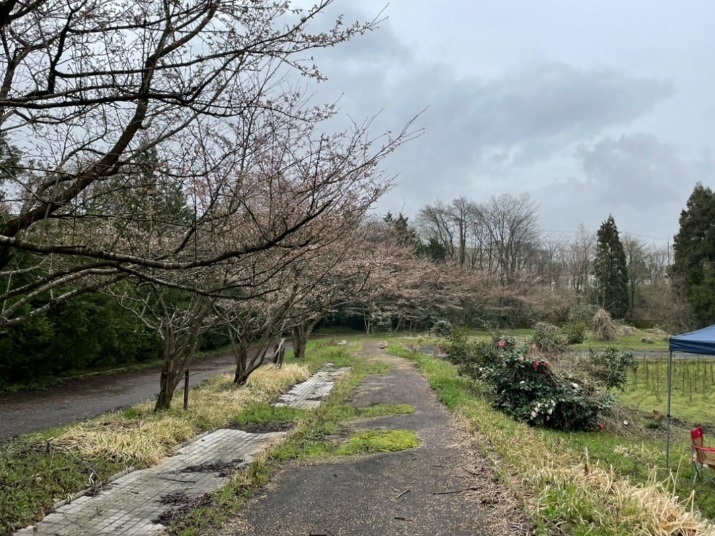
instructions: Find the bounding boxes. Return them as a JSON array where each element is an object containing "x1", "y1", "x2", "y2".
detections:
[
  {"x1": 181, "y1": 458, "x2": 245, "y2": 477},
  {"x1": 231, "y1": 421, "x2": 295, "y2": 433},
  {"x1": 155, "y1": 492, "x2": 211, "y2": 525}
]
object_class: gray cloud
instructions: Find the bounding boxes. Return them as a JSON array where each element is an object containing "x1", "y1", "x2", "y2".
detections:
[
  {"x1": 531, "y1": 134, "x2": 713, "y2": 241},
  {"x1": 297, "y1": 5, "x2": 708, "y2": 242}
]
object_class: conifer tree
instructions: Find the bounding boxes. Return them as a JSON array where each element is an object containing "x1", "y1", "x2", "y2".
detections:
[
  {"x1": 672, "y1": 183, "x2": 715, "y2": 327},
  {"x1": 593, "y1": 215, "x2": 629, "y2": 319}
]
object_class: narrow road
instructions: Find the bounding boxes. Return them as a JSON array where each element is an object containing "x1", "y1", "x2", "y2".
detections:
[
  {"x1": 220, "y1": 342, "x2": 531, "y2": 536},
  {"x1": 0, "y1": 353, "x2": 237, "y2": 442}
]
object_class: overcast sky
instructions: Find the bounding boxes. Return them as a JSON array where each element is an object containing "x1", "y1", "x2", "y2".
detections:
[{"x1": 302, "y1": 0, "x2": 715, "y2": 246}]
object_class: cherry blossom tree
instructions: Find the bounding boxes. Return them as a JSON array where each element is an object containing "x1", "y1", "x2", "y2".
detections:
[{"x1": 0, "y1": 0, "x2": 418, "y2": 329}]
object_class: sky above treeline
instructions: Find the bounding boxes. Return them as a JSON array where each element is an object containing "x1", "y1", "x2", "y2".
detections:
[{"x1": 303, "y1": 0, "x2": 715, "y2": 246}]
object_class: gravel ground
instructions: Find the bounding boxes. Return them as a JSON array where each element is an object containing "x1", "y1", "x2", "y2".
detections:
[{"x1": 219, "y1": 341, "x2": 531, "y2": 536}]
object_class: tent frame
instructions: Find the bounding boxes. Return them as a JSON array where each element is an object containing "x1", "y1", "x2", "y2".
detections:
[{"x1": 667, "y1": 325, "x2": 715, "y2": 469}]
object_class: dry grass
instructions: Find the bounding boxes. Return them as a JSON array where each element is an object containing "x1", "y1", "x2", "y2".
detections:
[
  {"x1": 456, "y1": 388, "x2": 715, "y2": 535},
  {"x1": 53, "y1": 364, "x2": 310, "y2": 466},
  {"x1": 592, "y1": 308, "x2": 617, "y2": 341},
  {"x1": 530, "y1": 455, "x2": 714, "y2": 536}
]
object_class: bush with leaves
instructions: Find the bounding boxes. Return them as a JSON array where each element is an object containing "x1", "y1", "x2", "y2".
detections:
[
  {"x1": 585, "y1": 347, "x2": 634, "y2": 390},
  {"x1": 442, "y1": 327, "x2": 509, "y2": 379},
  {"x1": 430, "y1": 319, "x2": 453, "y2": 338},
  {"x1": 477, "y1": 347, "x2": 613, "y2": 431},
  {"x1": 561, "y1": 322, "x2": 587, "y2": 345},
  {"x1": 369, "y1": 308, "x2": 393, "y2": 333},
  {"x1": 532, "y1": 322, "x2": 565, "y2": 353}
]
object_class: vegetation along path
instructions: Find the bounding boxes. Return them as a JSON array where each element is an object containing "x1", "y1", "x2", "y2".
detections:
[{"x1": 220, "y1": 342, "x2": 530, "y2": 536}]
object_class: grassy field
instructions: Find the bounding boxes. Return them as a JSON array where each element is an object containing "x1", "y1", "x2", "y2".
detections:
[{"x1": 619, "y1": 355, "x2": 715, "y2": 429}]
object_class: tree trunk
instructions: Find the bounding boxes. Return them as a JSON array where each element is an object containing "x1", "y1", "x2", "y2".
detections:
[
  {"x1": 233, "y1": 345, "x2": 270, "y2": 385},
  {"x1": 154, "y1": 299, "x2": 208, "y2": 411},
  {"x1": 292, "y1": 325, "x2": 306, "y2": 360},
  {"x1": 155, "y1": 370, "x2": 176, "y2": 410}
]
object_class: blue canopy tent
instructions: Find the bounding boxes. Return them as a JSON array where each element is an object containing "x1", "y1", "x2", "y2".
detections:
[{"x1": 667, "y1": 326, "x2": 715, "y2": 468}]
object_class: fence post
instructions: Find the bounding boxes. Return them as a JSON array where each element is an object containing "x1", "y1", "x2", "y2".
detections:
[{"x1": 184, "y1": 369, "x2": 190, "y2": 410}]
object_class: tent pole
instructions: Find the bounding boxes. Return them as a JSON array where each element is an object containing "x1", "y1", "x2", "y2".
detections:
[{"x1": 666, "y1": 349, "x2": 673, "y2": 470}]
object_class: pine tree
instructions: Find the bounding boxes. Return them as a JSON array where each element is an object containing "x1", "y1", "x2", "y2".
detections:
[
  {"x1": 593, "y1": 215, "x2": 629, "y2": 319},
  {"x1": 671, "y1": 183, "x2": 715, "y2": 327}
]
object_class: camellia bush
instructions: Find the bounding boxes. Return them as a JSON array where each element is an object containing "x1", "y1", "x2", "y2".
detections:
[
  {"x1": 445, "y1": 330, "x2": 620, "y2": 432},
  {"x1": 479, "y1": 346, "x2": 613, "y2": 431}
]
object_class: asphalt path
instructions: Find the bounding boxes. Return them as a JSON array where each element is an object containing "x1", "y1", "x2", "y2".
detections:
[
  {"x1": 0, "y1": 352, "x2": 237, "y2": 442},
  {"x1": 220, "y1": 342, "x2": 530, "y2": 536}
]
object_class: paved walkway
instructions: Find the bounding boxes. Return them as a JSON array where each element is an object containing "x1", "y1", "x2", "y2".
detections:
[
  {"x1": 14, "y1": 363, "x2": 348, "y2": 536},
  {"x1": 219, "y1": 342, "x2": 531, "y2": 536},
  {"x1": 274, "y1": 363, "x2": 350, "y2": 409}
]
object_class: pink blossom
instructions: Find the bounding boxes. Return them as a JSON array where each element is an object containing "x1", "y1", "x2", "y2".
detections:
[
  {"x1": 598, "y1": 423, "x2": 604, "y2": 430},
  {"x1": 498, "y1": 340, "x2": 506, "y2": 348}
]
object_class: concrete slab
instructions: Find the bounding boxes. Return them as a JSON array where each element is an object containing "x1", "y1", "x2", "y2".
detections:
[
  {"x1": 274, "y1": 363, "x2": 350, "y2": 409},
  {"x1": 15, "y1": 429, "x2": 285, "y2": 535}
]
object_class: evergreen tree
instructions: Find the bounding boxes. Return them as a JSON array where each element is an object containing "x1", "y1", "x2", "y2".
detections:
[
  {"x1": 383, "y1": 212, "x2": 421, "y2": 250},
  {"x1": 671, "y1": 183, "x2": 715, "y2": 327},
  {"x1": 593, "y1": 215, "x2": 629, "y2": 319}
]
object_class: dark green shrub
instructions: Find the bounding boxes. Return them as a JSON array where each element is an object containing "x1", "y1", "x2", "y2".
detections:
[
  {"x1": 369, "y1": 308, "x2": 393, "y2": 333},
  {"x1": 478, "y1": 348, "x2": 613, "y2": 431},
  {"x1": 429, "y1": 320, "x2": 453, "y2": 338},
  {"x1": 561, "y1": 322, "x2": 587, "y2": 344},
  {"x1": 532, "y1": 322, "x2": 565, "y2": 353},
  {"x1": 586, "y1": 347, "x2": 634, "y2": 390}
]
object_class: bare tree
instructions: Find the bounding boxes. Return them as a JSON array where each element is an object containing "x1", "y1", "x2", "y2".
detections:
[
  {"x1": 0, "y1": 0, "x2": 417, "y2": 327},
  {"x1": 476, "y1": 193, "x2": 540, "y2": 283},
  {"x1": 564, "y1": 224, "x2": 595, "y2": 295}
]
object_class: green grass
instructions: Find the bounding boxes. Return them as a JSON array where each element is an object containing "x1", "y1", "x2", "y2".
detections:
[
  {"x1": 570, "y1": 330, "x2": 669, "y2": 351},
  {"x1": 388, "y1": 343, "x2": 715, "y2": 535},
  {"x1": 618, "y1": 357, "x2": 715, "y2": 426},
  {"x1": 0, "y1": 439, "x2": 130, "y2": 534},
  {"x1": 335, "y1": 430, "x2": 419, "y2": 455},
  {"x1": 232, "y1": 404, "x2": 309, "y2": 427}
]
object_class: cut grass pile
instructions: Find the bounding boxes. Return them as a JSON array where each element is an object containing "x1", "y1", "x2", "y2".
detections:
[{"x1": 389, "y1": 343, "x2": 715, "y2": 536}]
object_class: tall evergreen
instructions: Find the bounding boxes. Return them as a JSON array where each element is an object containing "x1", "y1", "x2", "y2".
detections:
[
  {"x1": 671, "y1": 183, "x2": 715, "y2": 327},
  {"x1": 593, "y1": 215, "x2": 629, "y2": 319}
]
